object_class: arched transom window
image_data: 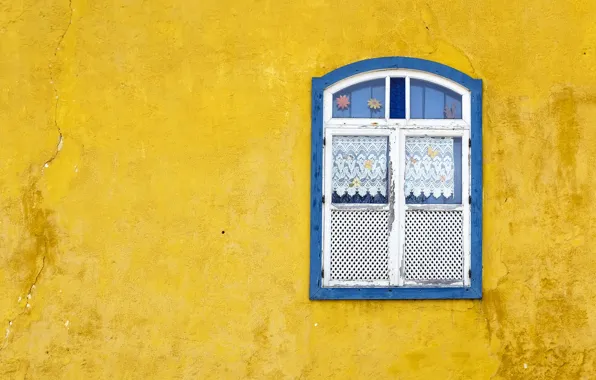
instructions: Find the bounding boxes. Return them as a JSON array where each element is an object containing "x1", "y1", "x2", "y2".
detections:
[{"x1": 310, "y1": 58, "x2": 482, "y2": 300}]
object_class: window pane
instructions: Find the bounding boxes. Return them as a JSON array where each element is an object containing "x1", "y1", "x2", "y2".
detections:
[
  {"x1": 404, "y1": 210, "x2": 464, "y2": 282},
  {"x1": 409, "y1": 79, "x2": 462, "y2": 119},
  {"x1": 332, "y1": 136, "x2": 388, "y2": 204},
  {"x1": 389, "y1": 77, "x2": 405, "y2": 119},
  {"x1": 330, "y1": 209, "x2": 389, "y2": 281},
  {"x1": 404, "y1": 136, "x2": 462, "y2": 204},
  {"x1": 332, "y1": 79, "x2": 385, "y2": 118}
]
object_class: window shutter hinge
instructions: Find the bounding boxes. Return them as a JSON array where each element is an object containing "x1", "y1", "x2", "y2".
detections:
[
  {"x1": 323, "y1": 137, "x2": 326, "y2": 146},
  {"x1": 469, "y1": 195, "x2": 472, "y2": 204},
  {"x1": 321, "y1": 269, "x2": 324, "y2": 278},
  {"x1": 469, "y1": 269, "x2": 472, "y2": 278},
  {"x1": 322, "y1": 195, "x2": 325, "y2": 204},
  {"x1": 469, "y1": 138, "x2": 471, "y2": 148}
]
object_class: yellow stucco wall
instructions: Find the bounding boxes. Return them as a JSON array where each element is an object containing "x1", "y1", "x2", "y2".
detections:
[{"x1": 1, "y1": 0, "x2": 596, "y2": 378}]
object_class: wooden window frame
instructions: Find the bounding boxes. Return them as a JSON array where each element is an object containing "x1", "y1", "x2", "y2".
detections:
[{"x1": 310, "y1": 57, "x2": 483, "y2": 300}]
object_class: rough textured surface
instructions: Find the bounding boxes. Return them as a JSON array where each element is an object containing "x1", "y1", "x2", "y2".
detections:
[{"x1": 1, "y1": 0, "x2": 596, "y2": 378}]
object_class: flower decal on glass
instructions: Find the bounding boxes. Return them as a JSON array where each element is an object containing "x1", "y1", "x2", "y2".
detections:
[
  {"x1": 444, "y1": 103, "x2": 457, "y2": 119},
  {"x1": 336, "y1": 95, "x2": 350, "y2": 110},
  {"x1": 368, "y1": 98, "x2": 382, "y2": 110}
]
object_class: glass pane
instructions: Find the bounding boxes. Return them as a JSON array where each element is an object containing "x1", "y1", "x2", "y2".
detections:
[
  {"x1": 389, "y1": 77, "x2": 405, "y2": 119},
  {"x1": 332, "y1": 136, "x2": 388, "y2": 204},
  {"x1": 332, "y1": 79, "x2": 385, "y2": 119},
  {"x1": 404, "y1": 136, "x2": 462, "y2": 204},
  {"x1": 409, "y1": 79, "x2": 462, "y2": 119}
]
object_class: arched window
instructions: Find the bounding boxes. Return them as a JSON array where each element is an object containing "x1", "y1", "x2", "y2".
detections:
[{"x1": 310, "y1": 57, "x2": 482, "y2": 300}]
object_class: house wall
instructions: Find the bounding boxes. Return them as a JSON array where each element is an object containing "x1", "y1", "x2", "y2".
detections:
[{"x1": 1, "y1": 0, "x2": 595, "y2": 378}]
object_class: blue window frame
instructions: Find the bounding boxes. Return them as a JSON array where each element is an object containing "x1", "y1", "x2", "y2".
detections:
[{"x1": 310, "y1": 57, "x2": 483, "y2": 300}]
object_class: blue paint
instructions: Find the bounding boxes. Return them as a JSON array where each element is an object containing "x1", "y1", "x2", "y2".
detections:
[
  {"x1": 410, "y1": 79, "x2": 462, "y2": 119},
  {"x1": 311, "y1": 286, "x2": 480, "y2": 300},
  {"x1": 389, "y1": 78, "x2": 406, "y2": 119},
  {"x1": 405, "y1": 137, "x2": 462, "y2": 205},
  {"x1": 310, "y1": 57, "x2": 482, "y2": 300},
  {"x1": 470, "y1": 83, "x2": 483, "y2": 299},
  {"x1": 310, "y1": 78, "x2": 324, "y2": 299},
  {"x1": 332, "y1": 79, "x2": 385, "y2": 118},
  {"x1": 370, "y1": 84, "x2": 385, "y2": 118},
  {"x1": 349, "y1": 84, "x2": 371, "y2": 117},
  {"x1": 445, "y1": 93, "x2": 462, "y2": 119},
  {"x1": 424, "y1": 83, "x2": 445, "y2": 118},
  {"x1": 409, "y1": 84, "x2": 424, "y2": 119}
]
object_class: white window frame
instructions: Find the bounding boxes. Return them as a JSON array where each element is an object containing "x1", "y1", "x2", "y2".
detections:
[{"x1": 321, "y1": 69, "x2": 471, "y2": 288}]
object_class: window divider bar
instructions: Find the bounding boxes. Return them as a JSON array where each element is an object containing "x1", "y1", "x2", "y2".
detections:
[
  {"x1": 327, "y1": 280, "x2": 391, "y2": 287},
  {"x1": 396, "y1": 130, "x2": 406, "y2": 286},
  {"x1": 325, "y1": 120, "x2": 470, "y2": 128},
  {"x1": 330, "y1": 204, "x2": 390, "y2": 211},
  {"x1": 324, "y1": 127, "x2": 392, "y2": 136},
  {"x1": 405, "y1": 204, "x2": 464, "y2": 211},
  {"x1": 401, "y1": 128, "x2": 466, "y2": 137},
  {"x1": 388, "y1": 132, "x2": 400, "y2": 286}
]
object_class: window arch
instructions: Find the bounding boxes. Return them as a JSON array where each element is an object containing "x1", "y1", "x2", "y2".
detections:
[{"x1": 310, "y1": 57, "x2": 482, "y2": 300}]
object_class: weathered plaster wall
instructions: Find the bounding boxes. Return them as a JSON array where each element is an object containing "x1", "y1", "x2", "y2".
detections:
[{"x1": 1, "y1": 0, "x2": 595, "y2": 378}]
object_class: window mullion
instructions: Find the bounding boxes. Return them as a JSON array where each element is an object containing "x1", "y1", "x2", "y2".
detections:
[
  {"x1": 388, "y1": 131, "x2": 399, "y2": 285},
  {"x1": 398, "y1": 130, "x2": 407, "y2": 286},
  {"x1": 389, "y1": 130, "x2": 406, "y2": 286}
]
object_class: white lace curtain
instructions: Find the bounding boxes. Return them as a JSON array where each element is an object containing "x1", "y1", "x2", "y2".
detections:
[{"x1": 404, "y1": 137, "x2": 454, "y2": 198}]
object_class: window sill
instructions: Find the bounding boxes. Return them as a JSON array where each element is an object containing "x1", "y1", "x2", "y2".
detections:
[{"x1": 309, "y1": 285, "x2": 482, "y2": 300}]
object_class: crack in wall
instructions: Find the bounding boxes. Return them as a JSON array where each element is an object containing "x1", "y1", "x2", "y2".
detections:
[
  {"x1": 25, "y1": 257, "x2": 46, "y2": 302},
  {"x1": 0, "y1": 10, "x2": 27, "y2": 30},
  {"x1": 43, "y1": 0, "x2": 73, "y2": 171},
  {"x1": 1, "y1": 0, "x2": 73, "y2": 354},
  {"x1": 447, "y1": 42, "x2": 479, "y2": 78},
  {"x1": 419, "y1": 2, "x2": 480, "y2": 78},
  {"x1": 0, "y1": 258, "x2": 46, "y2": 353}
]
